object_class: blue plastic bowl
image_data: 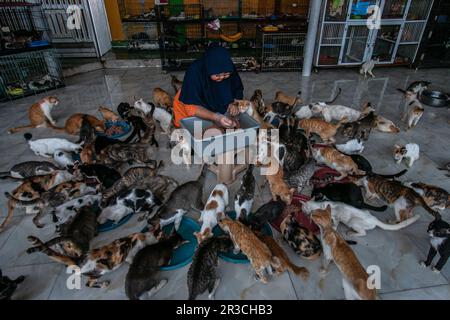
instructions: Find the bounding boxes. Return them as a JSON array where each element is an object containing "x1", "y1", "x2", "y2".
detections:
[
  {"x1": 142, "y1": 216, "x2": 200, "y2": 271},
  {"x1": 97, "y1": 121, "x2": 131, "y2": 139},
  {"x1": 213, "y1": 211, "x2": 273, "y2": 264},
  {"x1": 97, "y1": 212, "x2": 134, "y2": 233}
]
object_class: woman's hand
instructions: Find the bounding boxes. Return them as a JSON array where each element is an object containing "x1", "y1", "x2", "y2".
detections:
[
  {"x1": 227, "y1": 102, "x2": 240, "y2": 117},
  {"x1": 215, "y1": 114, "x2": 235, "y2": 128}
]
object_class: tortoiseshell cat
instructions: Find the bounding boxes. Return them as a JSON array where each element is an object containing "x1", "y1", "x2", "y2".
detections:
[
  {"x1": 219, "y1": 217, "x2": 281, "y2": 284},
  {"x1": 407, "y1": 182, "x2": 449, "y2": 211},
  {"x1": 280, "y1": 211, "x2": 322, "y2": 260}
]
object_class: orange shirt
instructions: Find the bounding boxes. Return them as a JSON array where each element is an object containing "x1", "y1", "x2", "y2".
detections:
[{"x1": 173, "y1": 90, "x2": 198, "y2": 128}]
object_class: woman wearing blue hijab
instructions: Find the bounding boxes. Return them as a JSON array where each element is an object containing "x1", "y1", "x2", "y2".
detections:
[{"x1": 173, "y1": 45, "x2": 244, "y2": 128}]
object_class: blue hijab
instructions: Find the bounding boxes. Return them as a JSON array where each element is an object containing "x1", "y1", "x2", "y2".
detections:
[{"x1": 179, "y1": 45, "x2": 244, "y2": 114}]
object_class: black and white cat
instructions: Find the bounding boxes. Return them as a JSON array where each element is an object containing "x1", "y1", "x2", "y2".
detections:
[
  {"x1": 98, "y1": 188, "x2": 161, "y2": 224},
  {"x1": 420, "y1": 219, "x2": 450, "y2": 273},
  {"x1": 0, "y1": 161, "x2": 59, "y2": 179},
  {"x1": 234, "y1": 165, "x2": 255, "y2": 221}
]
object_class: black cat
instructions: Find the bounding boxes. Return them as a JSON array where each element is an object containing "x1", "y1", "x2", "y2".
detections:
[
  {"x1": 245, "y1": 199, "x2": 286, "y2": 230},
  {"x1": 77, "y1": 164, "x2": 121, "y2": 189},
  {"x1": 312, "y1": 183, "x2": 388, "y2": 212},
  {"x1": 187, "y1": 236, "x2": 233, "y2": 300},
  {"x1": 420, "y1": 219, "x2": 450, "y2": 273},
  {"x1": 77, "y1": 115, "x2": 95, "y2": 144},
  {"x1": 117, "y1": 102, "x2": 133, "y2": 119},
  {"x1": 0, "y1": 269, "x2": 25, "y2": 300},
  {"x1": 347, "y1": 154, "x2": 407, "y2": 179}
]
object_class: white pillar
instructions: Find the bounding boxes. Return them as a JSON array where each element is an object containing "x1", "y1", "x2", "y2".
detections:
[{"x1": 302, "y1": 0, "x2": 322, "y2": 77}]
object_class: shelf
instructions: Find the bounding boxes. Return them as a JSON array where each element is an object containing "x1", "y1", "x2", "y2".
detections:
[{"x1": 377, "y1": 37, "x2": 397, "y2": 44}]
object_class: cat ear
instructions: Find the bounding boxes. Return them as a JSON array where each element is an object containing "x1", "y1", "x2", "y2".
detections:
[{"x1": 325, "y1": 204, "x2": 332, "y2": 211}]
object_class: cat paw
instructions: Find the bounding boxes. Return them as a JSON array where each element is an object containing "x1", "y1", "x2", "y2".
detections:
[
  {"x1": 419, "y1": 261, "x2": 428, "y2": 268},
  {"x1": 101, "y1": 281, "x2": 110, "y2": 288},
  {"x1": 431, "y1": 266, "x2": 441, "y2": 274},
  {"x1": 232, "y1": 249, "x2": 241, "y2": 255},
  {"x1": 319, "y1": 267, "x2": 329, "y2": 277}
]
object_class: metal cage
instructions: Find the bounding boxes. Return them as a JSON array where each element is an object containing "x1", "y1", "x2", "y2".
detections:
[
  {"x1": 0, "y1": 48, "x2": 64, "y2": 101},
  {"x1": 118, "y1": 0, "x2": 157, "y2": 21},
  {"x1": 261, "y1": 32, "x2": 306, "y2": 71}
]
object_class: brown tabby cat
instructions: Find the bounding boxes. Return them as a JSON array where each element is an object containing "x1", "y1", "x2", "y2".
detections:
[
  {"x1": 99, "y1": 143, "x2": 158, "y2": 167},
  {"x1": 8, "y1": 96, "x2": 61, "y2": 134},
  {"x1": 355, "y1": 175, "x2": 441, "y2": 222},
  {"x1": 98, "y1": 106, "x2": 120, "y2": 122},
  {"x1": 153, "y1": 88, "x2": 172, "y2": 112},
  {"x1": 408, "y1": 182, "x2": 449, "y2": 211},
  {"x1": 256, "y1": 232, "x2": 309, "y2": 280},
  {"x1": 299, "y1": 118, "x2": 347, "y2": 143},
  {"x1": 312, "y1": 146, "x2": 365, "y2": 180},
  {"x1": 312, "y1": 206, "x2": 377, "y2": 300},
  {"x1": 219, "y1": 217, "x2": 280, "y2": 284}
]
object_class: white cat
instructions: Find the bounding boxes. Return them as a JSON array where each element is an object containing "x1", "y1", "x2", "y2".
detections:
[
  {"x1": 360, "y1": 58, "x2": 379, "y2": 78},
  {"x1": 303, "y1": 199, "x2": 420, "y2": 236},
  {"x1": 53, "y1": 150, "x2": 74, "y2": 168},
  {"x1": 25, "y1": 133, "x2": 83, "y2": 158},
  {"x1": 336, "y1": 139, "x2": 364, "y2": 154},
  {"x1": 393, "y1": 143, "x2": 420, "y2": 168},
  {"x1": 310, "y1": 102, "x2": 361, "y2": 123},
  {"x1": 195, "y1": 184, "x2": 229, "y2": 243},
  {"x1": 55, "y1": 194, "x2": 101, "y2": 224},
  {"x1": 135, "y1": 98, "x2": 172, "y2": 134},
  {"x1": 295, "y1": 105, "x2": 313, "y2": 119}
]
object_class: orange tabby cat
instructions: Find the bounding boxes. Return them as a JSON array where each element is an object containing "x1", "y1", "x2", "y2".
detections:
[
  {"x1": 98, "y1": 106, "x2": 120, "y2": 122},
  {"x1": 64, "y1": 113, "x2": 105, "y2": 135},
  {"x1": 153, "y1": 88, "x2": 172, "y2": 112},
  {"x1": 9, "y1": 96, "x2": 62, "y2": 133},
  {"x1": 256, "y1": 232, "x2": 309, "y2": 280},
  {"x1": 312, "y1": 146, "x2": 365, "y2": 180},
  {"x1": 311, "y1": 206, "x2": 377, "y2": 300},
  {"x1": 219, "y1": 217, "x2": 280, "y2": 284},
  {"x1": 298, "y1": 118, "x2": 347, "y2": 143},
  {"x1": 266, "y1": 160, "x2": 294, "y2": 205}
]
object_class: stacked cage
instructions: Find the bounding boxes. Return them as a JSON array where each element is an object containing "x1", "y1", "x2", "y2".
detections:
[{"x1": 0, "y1": 48, "x2": 64, "y2": 101}]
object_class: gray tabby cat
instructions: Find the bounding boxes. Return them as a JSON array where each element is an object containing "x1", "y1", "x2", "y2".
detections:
[
  {"x1": 0, "y1": 161, "x2": 59, "y2": 180},
  {"x1": 100, "y1": 143, "x2": 158, "y2": 167},
  {"x1": 285, "y1": 158, "x2": 316, "y2": 193},
  {"x1": 360, "y1": 58, "x2": 379, "y2": 78}
]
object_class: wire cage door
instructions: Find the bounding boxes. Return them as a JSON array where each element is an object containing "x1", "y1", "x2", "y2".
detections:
[{"x1": 261, "y1": 32, "x2": 305, "y2": 71}]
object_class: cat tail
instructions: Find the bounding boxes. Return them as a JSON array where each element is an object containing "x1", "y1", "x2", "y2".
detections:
[
  {"x1": 359, "y1": 202, "x2": 388, "y2": 212},
  {"x1": 4, "y1": 192, "x2": 43, "y2": 206},
  {"x1": 8, "y1": 124, "x2": 35, "y2": 134},
  {"x1": 44, "y1": 118, "x2": 65, "y2": 132},
  {"x1": 196, "y1": 164, "x2": 209, "y2": 185},
  {"x1": 0, "y1": 172, "x2": 12, "y2": 179},
  {"x1": 376, "y1": 169, "x2": 407, "y2": 179},
  {"x1": 375, "y1": 214, "x2": 420, "y2": 230},
  {"x1": 326, "y1": 88, "x2": 342, "y2": 104},
  {"x1": 288, "y1": 262, "x2": 310, "y2": 281},
  {"x1": 397, "y1": 88, "x2": 407, "y2": 94}
]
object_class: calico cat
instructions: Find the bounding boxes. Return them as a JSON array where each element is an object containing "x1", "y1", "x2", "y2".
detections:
[
  {"x1": 256, "y1": 233, "x2": 309, "y2": 280},
  {"x1": 246, "y1": 199, "x2": 286, "y2": 231},
  {"x1": 348, "y1": 154, "x2": 407, "y2": 178},
  {"x1": 374, "y1": 115, "x2": 400, "y2": 133},
  {"x1": 27, "y1": 204, "x2": 98, "y2": 258},
  {"x1": 98, "y1": 188, "x2": 161, "y2": 225},
  {"x1": 170, "y1": 75, "x2": 183, "y2": 94},
  {"x1": 336, "y1": 139, "x2": 364, "y2": 154},
  {"x1": 25, "y1": 133, "x2": 83, "y2": 158},
  {"x1": 99, "y1": 143, "x2": 158, "y2": 167},
  {"x1": 246, "y1": 98, "x2": 273, "y2": 129},
  {"x1": 407, "y1": 182, "x2": 449, "y2": 211},
  {"x1": 285, "y1": 158, "x2": 316, "y2": 193},
  {"x1": 0, "y1": 269, "x2": 25, "y2": 300},
  {"x1": 393, "y1": 143, "x2": 420, "y2": 168},
  {"x1": 359, "y1": 58, "x2": 378, "y2": 78},
  {"x1": 0, "y1": 170, "x2": 74, "y2": 231},
  {"x1": 303, "y1": 199, "x2": 419, "y2": 237},
  {"x1": 400, "y1": 90, "x2": 424, "y2": 130},
  {"x1": 342, "y1": 110, "x2": 376, "y2": 141},
  {"x1": 187, "y1": 236, "x2": 234, "y2": 300},
  {"x1": 147, "y1": 165, "x2": 207, "y2": 228},
  {"x1": 312, "y1": 183, "x2": 388, "y2": 212},
  {"x1": 234, "y1": 165, "x2": 255, "y2": 221},
  {"x1": 219, "y1": 217, "x2": 281, "y2": 284},
  {"x1": 27, "y1": 231, "x2": 159, "y2": 288},
  {"x1": 0, "y1": 161, "x2": 59, "y2": 180},
  {"x1": 280, "y1": 212, "x2": 322, "y2": 260},
  {"x1": 312, "y1": 146, "x2": 365, "y2": 180},
  {"x1": 420, "y1": 218, "x2": 450, "y2": 273},
  {"x1": 356, "y1": 175, "x2": 441, "y2": 222},
  {"x1": 275, "y1": 90, "x2": 302, "y2": 107},
  {"x1": 8, "y1": 96, "x2": 61, "y2": 134},
  {"x1": 125, "y1": 232, "x2": 185, "y2": 300},
  {"x1": 63, "y1": 113, "x2": 105, "y2": 135},
  {"x1": 75, "y1": 164, "x2": 121, "y2": 189},
  {"x1": 311, "y1": 206, "x2": 377, "y2": 300},
  {"x1": 98, "y1": 106, "x2": 120, "y2": 122},
  {"x1": 265, "y1": 101, "x2": 295, "y2": 122},
  {"x1": 153, "y1": 88, "x2": 173, "y2": 112},
  {"x1": 299, "y1": 118, "x2": 347, "y2": 144},
  {"x1": 5, "y1": 180, "x2": 98, "y2": 228},
  {"x1": 134, "y1": 99, "x2": 172, "y2": 134}
]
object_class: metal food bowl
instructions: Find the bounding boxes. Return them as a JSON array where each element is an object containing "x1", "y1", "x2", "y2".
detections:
[{"x1": 419, "y1": 90, "x2": 450, "y2": 108}]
